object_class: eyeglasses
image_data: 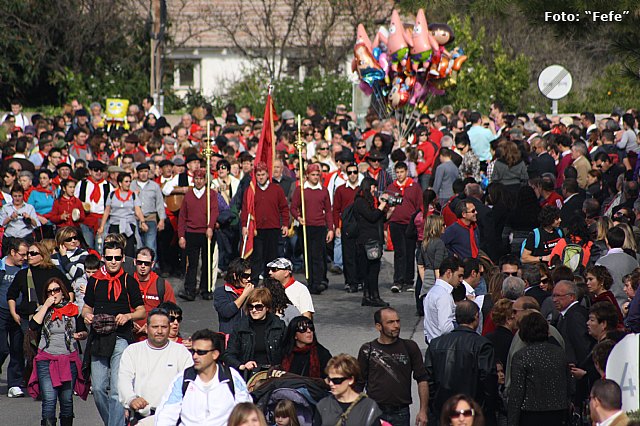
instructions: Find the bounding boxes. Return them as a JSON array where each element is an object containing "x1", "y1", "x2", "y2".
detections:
[
  {"x1": 105, "y1": 255, "x2": 124, "y2": 262},
  {"x1": 136, "y1": 259, "x2": 152, "y2": 266},
  {"x1": 540, "y1": 277, "x2": 550, "y2": 284},
  {"x1": 357, "y1": 146, "x2": 366, "y2": 149},
  {"x1": 64, "y1": 235, "x2": 79, "y2": 243},
  {"x1": 450, "y1": 409, "x2": 474, "y2": 419},
  {"x1": 296, "y1": 324, "x2": 315, "y2": 333},
  {"x1": 47, "y1": 287, "x2": 62, "y2": 295},
  {"x1": 188, "y1": 348, "x2": 216, "y2": 356},
  {"x1": 90, "y1": 168, "x2": 103, "y2": 173},
  {"x1": 241, "y1": 272, "x2": 252, "y2": 279},
  {"x1": 464, "y1": 209, "x2": 477, "y2": 214},
  {"x1": 326, "y1": 376, "x2": 348, "y2": 385},
  {"x1": 28, "y1": 251, "x2": 41, "y2": 257},
  {"x1": 169, "y1": 315, "x2": 182, "y2": 323},
  {"x1": 249, "y1": 303, "x2": 265, "y2": 311},
  {"x1": 346, "y1": 170, "x2": 359, "y2": 175},
  {"x1": 162, "y1": 132, "x2": 172, "y2": 136},
  {"x1": 552, "y1": 293, "x2": 573, "y2": 298},
  {"x1": 483, "y1": 123, "x2": 491, "y2": 127},
  {"x1": 503, "y1": 271, "x2": 518, "y2": 277}
]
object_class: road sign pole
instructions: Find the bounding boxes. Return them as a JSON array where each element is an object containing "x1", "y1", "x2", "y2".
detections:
[{"x1": 552, "y1": 100, "x2": 558, "y2": 115}]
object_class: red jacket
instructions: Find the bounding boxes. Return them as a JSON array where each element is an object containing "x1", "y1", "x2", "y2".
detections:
[
  {"x1": 416, "y1": 140, "x2": 439, "y2": 176},
  {"x1": 45, "y1": 196, "x2": 85, "y2": 228}
]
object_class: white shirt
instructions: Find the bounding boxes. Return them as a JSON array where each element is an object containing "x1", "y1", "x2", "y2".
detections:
[
  {"x1": 118, "y1": 340, "x2": 193, "y2": 411},
  {"x1": 597, "y1": 410, "x2": 624, "y2": 426},
  {"x1": 284, "y1": 280, "x2": 315, "y2": 314},
  {"x1": 193, "y1": 187, "x2": 205, "y2": 199},
  {"x1": 560, "y1": 300, "x2": 579, "y2": 317},
  {"x1": 146, "y1": 105, "x2": 161, "y2": 118},
  {"x1": 423, "y1": 279, "x2": 456, "y2": 343},
  {"x1": 163, "y1": 173, "x2": 194, "y2": 196}
]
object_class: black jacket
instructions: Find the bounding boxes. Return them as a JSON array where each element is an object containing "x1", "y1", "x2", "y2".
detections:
[
  {"x1": 425, "y1": 326, "x2": 498, "y2": 426},
  {"x1": 353, "y1": 196, "x2": 385, "y2": 245},
  {"x1": 560, "y1": 192, "x2": 586, "y2": 228},
  {"x1": 555, "y1": 303, "x2": 595, "y2": 365},
  {"x1": 528, "y1": 152, "x2": 556, "y2": 178},
  {"x1": 523, "y1": 285, "x2": 549, "y2": 307},
  {"x1": 223, "y1": 312, "x2": 286, "y2": 370}
]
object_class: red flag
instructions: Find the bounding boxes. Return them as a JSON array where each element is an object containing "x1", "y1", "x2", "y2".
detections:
[{"x1": 242, "y1": 93, "x2": 277, "y2": 258}]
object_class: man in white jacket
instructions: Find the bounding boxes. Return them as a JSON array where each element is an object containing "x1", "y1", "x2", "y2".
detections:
[
  {"x1": 154, "y1": 329, "x2": 252, "y2": 426},
  {"x1": 118, "y1": 308, "x2": 193, "y2": 425}
]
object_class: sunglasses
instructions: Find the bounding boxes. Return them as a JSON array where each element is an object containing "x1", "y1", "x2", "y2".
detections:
[
  {"x1": 249, "y1": 303, "x2": 265, "y2": 311},
  {"x1": 540, "y1": 277, "x2": 550, "y2": 284},
  {"x1": 218, "y1": 166, "x2": 228, "y2": 170},
  {"x1": 105, "y1": 255, "x2": 124, "y2": 262},
  {"x1": 47, "y1": 287, "x2": 62, "y2": 295},
  {"x1": 188, "y1": 348, "x2": 216, "y2": 356},
  {"x1": 369, "y1": 159, "x2": 380, "y2": 163},
  {"x1": 162, "y1": 132, "x2": 172, "y2": 136},
  {"x1": 326, "y1": 376, "x2": 348, "y2": 385},
  {"x1": 450, "y1": 409, "x2": 474, "y2": 419},
  {"x1": 169, "y1": 315, "x2": 183, "y2": 323},
  {"x1": 28, "y1": 251, "x2": 41, "y2": 257},
  {"x1": 318, "y1": 147, "x2": 328, "y2": 151},
  {"x1": 90, "y1": 168, "x2": 103, "y2": 172},
  {"x1": 357, "y1": 146, "x2": 366, "y2": 149},
  {"x1": 240, "y1": 272, "x2": 252, "y2": 279},
  {"x1": 136, "y1": 259, "x2": 152, "y2": 266},
  {"x1": 64, "y1": 235, "x2": 79, "y2": 243},
  {"x1": 504, "y1": 271, "x2": 518, "y2": 277},
  {"x1": 268, "y1": 267, "x2": 285, "y2": 272},
  {"x1": 346, "y1": 170, "x2": 359, "y2": 175},
  {"x1": 296, "y1": 324, "x2": 315, "y2": 333}
]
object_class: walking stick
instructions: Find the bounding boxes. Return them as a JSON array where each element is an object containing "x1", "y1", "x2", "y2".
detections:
[
  {"x1": 204, "y1": 120, "x2": 214, "y2": 293},
  {"x1": 295, "y1": 115, "x2": 309, "y2": 280}
]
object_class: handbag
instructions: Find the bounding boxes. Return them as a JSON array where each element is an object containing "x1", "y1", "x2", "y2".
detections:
[{"x1": 364, "y1": 239, "x2": 383, "y2": 260}]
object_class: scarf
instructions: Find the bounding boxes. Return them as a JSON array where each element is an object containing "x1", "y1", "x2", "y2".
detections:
[
  {"x1": 70, "y1": 143, "x2": 87, "y2": 158},
  {"x1": 114, "y1": 189, "x2": 133, "y2": 203},
  {"x1": 456, "y1": 219, "x2": 479, "y2": 258},
  {"x1": 24, "y1": 186, "x2": 33, "y2": 201},
  {"x1": 368, "y1": 166, "x2": 381, "y2": 179},
  {"x1": 284, "y1": 276, "x2": 296, "y2": 290},
  {"x1": 34, "y1": 185, "x2": 54, "y2": 196},
  {"x1": 225, "y1": 283, "x2": 244, "y2": 297},
  {"x1": 43, "y1": 301, "x2": 78, "y2": 352},
  {"x1": 135, "y1": 271, "x2": 158, "y2": 300},
  {"x1": 92, "y1": 266, "x2": 125, "y2": 301},
  {"x1": 281, "y1": 342, "x2": 321, "y2": 378},
  {"x1": 88, "y1": 177, "x2": 105, "y2": 203},
  {"x1": 394, "y1": 177, "x2": 414, "y2": 196}
]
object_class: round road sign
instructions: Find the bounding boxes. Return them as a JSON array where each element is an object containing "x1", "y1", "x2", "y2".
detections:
[{"x1": 538, "y1": 65, "x2": 572, "y2": 100}]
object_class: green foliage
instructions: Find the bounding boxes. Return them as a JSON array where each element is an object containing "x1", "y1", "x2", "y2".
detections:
[
  {"x1": 431, "y1": 15, "x2": 531, "y2": 112},
  {"x1": 194, "y1": 71, "x2": 352, "y2": 118}
]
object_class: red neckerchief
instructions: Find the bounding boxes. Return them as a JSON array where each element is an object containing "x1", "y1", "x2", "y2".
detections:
[
  {"x1": 284, "y1": 276, "x2": 296, "y2": 289},
  {"x1": 92, "y1": 266, "x2": 125, "y2": 301},
  {"x1": 24, "y1": 186, "x2": 33, "y2": 201},
  {"x1": 394, "y1": 177, "x2": 414, "y2": 196},
  {"x1": 51, "y1": 176, "x2": 61, "y2": 188},
  {"x1": 368, "y1": 166, "x2": 381, "y2": 179},
  {"x1": 38, "y1": 151, "x2": 47, "y2": 160},
  {"x1": 51, "y1": 303, "x2": 79, "y2": 321},
  {"x1": 124, "y1": 148, "x2": 139, "y2": 155},
  {"x1": 114, "y1": 189, "x2": 133, "y2": 203},
  {"x1": 163, "y1": 150, "x2": 175, "y2": 160},
  {"x1": 354, "y1": 152, "x2": 368, "y2": 164},
  {"x1": 139, "y1": 146, "x2": 149, "y2": 156},
  {"x1": 34, "y1": 185, "x2": 54, "y2": 196},
  {"x1": 456, "y1": 219, "x2": 479, "y2": 257},
  {"x1": 225, "y1": 283, "x2": 244, "y2": 296},
  {"x1": 135, "y1": 271, "x2": 158, "y2": 300},
  {"x1": 70, "y1": 143, "x2": 88, "y2": 158},
  {"x1": 88, "y1": 177, "x2": 105, "y2": 203}
]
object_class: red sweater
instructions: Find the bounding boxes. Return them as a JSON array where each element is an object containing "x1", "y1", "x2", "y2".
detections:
[
  {"x1": 291, "y1": 185, "x2": 334, "y2": 229},
  {"x1": 45, "y1": 196, "x2": 85, "y2": 227},
  {"x1": 333, "y1": 184, "x2": 359, "y2": 228},
  {"x1": 241, "y1": 183, "x2": 290, "y2": 229},
  {"x1": 178, "y1": 188, "x2": 219, "y2": 238},
  {"x1": 387, "y1": 179, "x2": 423, "y2": 225}
]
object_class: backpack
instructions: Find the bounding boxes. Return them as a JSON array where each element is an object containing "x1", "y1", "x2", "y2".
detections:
[
  {"x1": 520, "y1": 227, "x2": 563, "y2": 256},
  {"x1": 181, "y1": 364, "x2": 235, "y2": 398},
  {"x1": 559, "y1": 243, "x2": 585, "y2": 273},
  {"x1": 341, "y1": 204, "x2": 358, "y2": 239}
]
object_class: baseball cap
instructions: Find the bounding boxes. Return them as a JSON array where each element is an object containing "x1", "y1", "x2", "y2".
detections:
[{"x1": 266, "y1": 258, "x2": 293, "y2": 271}]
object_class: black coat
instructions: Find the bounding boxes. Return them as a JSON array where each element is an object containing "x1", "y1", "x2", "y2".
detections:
[
  {"x1": 523, "y1": 285, "x2": 549, "y2": 307},
  {"x1": 353, "y1": 196, "x2": 385, "y2": 245},
  {"x1": 223, "y1": 312, "x2": 286, "y2": 370},
  {"x1": 560, "y1": 192, "x2": 586, "y2": 227},
  {"x1": 425, "y1": 326, "x2": 498, "y2": 426},
  {"x1": 528, "y1": 152, "x2": 556, "y2": 178},
  {"x1": 485, "y1": 326, "x2": 514, "y2": 367},
  {"x1": 555, "y1": 303, "x2": 595, "y2": 365}
]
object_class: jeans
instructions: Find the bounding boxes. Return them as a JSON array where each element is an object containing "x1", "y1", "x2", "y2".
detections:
[
  {"x1": 91, "y1": 336, "x2": 128, "y2": 426},
  {"x1": 37, "y1": 359, "x2": 77, "y2": 419},
  {"x1": 0, "y1": 308, "x2": 25, "y2": 388},
  {"x1": 140, "y1": 220, "x2": 158, "y2": 263},
  {"x1": 333, "y1": 236, "x2": 343, "y2": 268},
  {"x1": 380, "y1": 405, "x2": 410, "y2": 426},
  {"x1": 80, "y1": 224, "x2": 95, "y2": 250}
]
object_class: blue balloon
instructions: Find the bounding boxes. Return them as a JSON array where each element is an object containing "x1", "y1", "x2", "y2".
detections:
[{"x1": 373, "y1": 47, "x2": 381, "y2": 60}]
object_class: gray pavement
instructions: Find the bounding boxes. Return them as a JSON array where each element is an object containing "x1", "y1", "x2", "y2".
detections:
[{"x1": 0, "y1": 253, "x2": 427, "y2": 425}]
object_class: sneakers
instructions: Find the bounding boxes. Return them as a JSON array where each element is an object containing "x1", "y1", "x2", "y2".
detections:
[
  {"x1": 403, "y1": 283, "x2": 415, "y2": 293},
  {"x1": 391, "y1": 284, "x2": 401, "y2": 293},
  {"x1": 8, "y1": 386, "x2": 24, "y2": 398}
]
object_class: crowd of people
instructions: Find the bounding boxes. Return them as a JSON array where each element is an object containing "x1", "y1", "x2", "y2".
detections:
[{"x1": 0, "y1": 96, "x2": 639, "y2": 426}]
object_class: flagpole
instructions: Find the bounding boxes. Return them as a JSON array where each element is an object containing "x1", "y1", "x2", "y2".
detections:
[
  {"x1": 204, "y1": 120, "x2": 213, "y2": 293},
  {"x1": 295, "y1": 115, "x2": 309, "y2": 280}
]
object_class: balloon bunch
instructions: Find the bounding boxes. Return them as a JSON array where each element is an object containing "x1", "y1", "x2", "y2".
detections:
[{"x1": 352, "y1": 9, "x2": 467, "y2": 139}]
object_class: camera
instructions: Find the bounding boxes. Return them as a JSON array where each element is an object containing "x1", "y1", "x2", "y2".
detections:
[{"x1": 384, "y1": 192, "x2": 403, "y2": 207}]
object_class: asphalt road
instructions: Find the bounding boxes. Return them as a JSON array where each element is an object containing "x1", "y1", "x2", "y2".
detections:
[{"x1": 0, "y1": 253, "x2": 427, "y2": 425}]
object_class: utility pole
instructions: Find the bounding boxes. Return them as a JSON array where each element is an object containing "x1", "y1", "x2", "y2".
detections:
[{"x1": 149, "y1": 0, "x2": 166, "y2": 115}]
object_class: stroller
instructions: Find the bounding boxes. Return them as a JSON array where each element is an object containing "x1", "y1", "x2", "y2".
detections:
[{"x1": 252, "y1": 371, "x2": 330, "y2": 426}]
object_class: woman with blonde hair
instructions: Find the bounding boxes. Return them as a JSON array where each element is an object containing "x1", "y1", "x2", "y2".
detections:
[
  {"x1": 417, "y1": 215, "x2": 447, "y2": 299},
  {"x1": 227, "y1": 402, "x2": 267, "y2": 426}
]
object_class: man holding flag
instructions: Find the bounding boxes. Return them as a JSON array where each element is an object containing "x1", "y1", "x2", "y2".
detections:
[{"x1": 241, "y1": 162, "x2": 289, "y2": 284}]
